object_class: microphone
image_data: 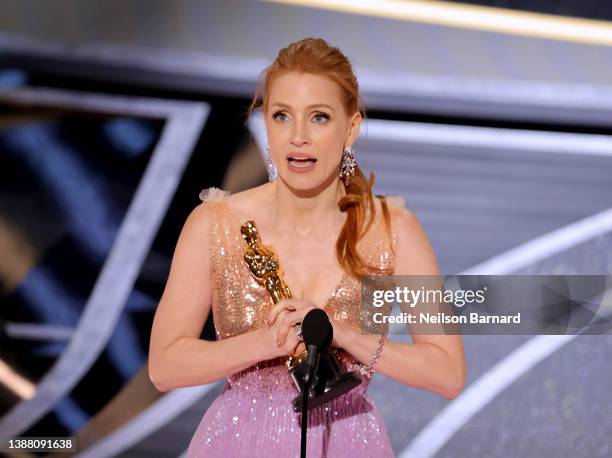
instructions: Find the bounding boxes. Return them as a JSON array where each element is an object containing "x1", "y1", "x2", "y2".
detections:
[
  {"x1": 303, "y1": 308, "x2": 332, "y2": 349},
  {"x1": 301, "y1": 308, "x2": 331, "y2": 386},
  {"x1": 290, "y1": 309, "x2": 362, "y2": 412},
  {"x1": 296, "y1": 309, "x2": 334, "y2": 458}
]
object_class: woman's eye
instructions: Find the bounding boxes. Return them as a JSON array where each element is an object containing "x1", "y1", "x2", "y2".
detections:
[
  {"x1": 272, "y1": 111, "x2": 288, "y2": 122},
  {"x1": 313, "y1": 112, "x2": 330, "y2": 123},
  {"x1": 271, "y1": 111, "x2": 329, "y2": 123}
]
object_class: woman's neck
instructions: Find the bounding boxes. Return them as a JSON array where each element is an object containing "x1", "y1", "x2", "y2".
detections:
[{"x1": 269, "y1": 178, "x2": 346, "y2": 237}]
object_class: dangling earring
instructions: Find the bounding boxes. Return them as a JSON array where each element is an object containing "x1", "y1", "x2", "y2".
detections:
[
  {"x1": 339, "y1": 145, "x2": 357, "y2": 186},
  {"x1": 265, "y1": 143, "x2": 277, "y2": 181}
]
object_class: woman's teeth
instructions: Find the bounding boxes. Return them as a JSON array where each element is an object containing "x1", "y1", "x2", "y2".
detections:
[{"x1": 288, "y1": 158, "x2": 316, "y2": 167}]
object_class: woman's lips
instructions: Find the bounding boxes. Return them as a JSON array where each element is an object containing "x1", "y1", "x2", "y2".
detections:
[
  {"x1": 287, "y1": 157, "x2": 317, "y2": 173},
  {"x1": 286, "y1": 152, "x2": 317, "y2": 161}
]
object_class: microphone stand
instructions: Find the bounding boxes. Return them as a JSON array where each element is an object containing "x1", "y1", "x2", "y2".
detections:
[{"x1": 300, "y1": 344, "x2": 319, "y2": 458}]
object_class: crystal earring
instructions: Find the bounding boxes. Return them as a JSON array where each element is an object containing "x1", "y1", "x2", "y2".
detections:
[
  {"x1": 265, "y1": 143, "x2": 277, "y2": 181},
  {"x1": 339, "y1": 145, "x2": 357, "y2": 186}
]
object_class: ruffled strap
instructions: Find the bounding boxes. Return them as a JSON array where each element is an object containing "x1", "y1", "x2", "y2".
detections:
[
  {"x1": 384, "y1": 194, "x2": 406, "y2": 209},
  {"x1": 199, "y1": 186, "x2": 231, "y2": 203}
]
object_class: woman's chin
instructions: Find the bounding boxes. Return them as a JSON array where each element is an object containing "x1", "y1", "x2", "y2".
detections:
[
  {"x1": 277, "y1": 167, "x2": 339, "y2": 194},
  {"x1": 281, "y1": 178, "x2": 321, "y2": 194}
]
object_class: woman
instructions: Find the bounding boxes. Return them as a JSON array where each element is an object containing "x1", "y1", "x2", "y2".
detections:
[{"x1": 148, "y1": 38, "x2": 466, "y2": 457}]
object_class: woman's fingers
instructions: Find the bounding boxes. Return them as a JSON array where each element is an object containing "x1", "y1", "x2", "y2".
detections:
[
  {"x1": 267, "y1": 302, "x2": 292, "y2": 326},
  {"x1": 284, "y1": 331, "x2": 299, "y2": 355},
  {"x1": 274, "y1": 305, "x2": 319, "y2": 346},
  {"x1": 267, "y1": 298, "x2": 311, "y2": 325},
  {"x1": 275, "y1": 310, "x2": 303, "y2": 345}
]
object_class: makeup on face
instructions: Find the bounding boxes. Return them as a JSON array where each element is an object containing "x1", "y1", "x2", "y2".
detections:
[{"x1": 266, "y1": 73, "x2": 352, "y2": 179}]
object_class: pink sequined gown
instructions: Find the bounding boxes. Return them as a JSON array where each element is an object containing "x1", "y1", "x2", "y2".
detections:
[{"x1": 187, "y1": 187, "x2": 407, "y2": 458}]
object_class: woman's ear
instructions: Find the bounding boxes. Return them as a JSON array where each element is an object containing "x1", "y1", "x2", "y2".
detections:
[{"x1": 346, "y1": 111, "x2": 362, "y2": 146}]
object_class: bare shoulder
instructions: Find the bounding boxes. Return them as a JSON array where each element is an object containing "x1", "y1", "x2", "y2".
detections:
[
  {"x1": 225, "y1": 183, "x2": 273, "y2": 218},
  {"x1": 369, "y1": 194, "x2": 413, "y2": 231},
  {"x1": 386, "y1": 195, "x2": 440, "y2": 275},
  {"x1": 189, "y1": 197, "x2": 219, "y2": 230},
  {"x1": 174, "y1": 204, "x2": 217, "y2": 256},
  {"x1": 187, "y1": 188, "x2": 234, "y2": 237},
  {"x1": 192, "y1": 184, "x2": 267, "y2": 224}
]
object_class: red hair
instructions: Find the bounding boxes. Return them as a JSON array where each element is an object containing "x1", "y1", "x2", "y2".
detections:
[{"x1": 248, "y1": 37, "x2": 393, "y2": 279}]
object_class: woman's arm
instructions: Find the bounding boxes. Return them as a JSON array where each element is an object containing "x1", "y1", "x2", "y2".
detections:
[
  {"x1": 336, "y1": 208, "x2": 466, "y2": 399},
  {"x1": 148, "y1": 203, "x2": 281, "y2": 392}
]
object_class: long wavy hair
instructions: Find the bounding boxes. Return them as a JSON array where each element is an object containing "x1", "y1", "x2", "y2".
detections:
[{"x1": 248, "y1": 37, "x2": 393, "y2": 279}]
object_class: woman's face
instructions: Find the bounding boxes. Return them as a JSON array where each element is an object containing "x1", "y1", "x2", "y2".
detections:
[{"x1": 264, "y1": 71, "x2": 361, "y2": 191}]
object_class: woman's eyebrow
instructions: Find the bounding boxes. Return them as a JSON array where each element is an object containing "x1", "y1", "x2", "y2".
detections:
[{"x1": 270, "y1": 102, "x2": 335, "y2": 111}]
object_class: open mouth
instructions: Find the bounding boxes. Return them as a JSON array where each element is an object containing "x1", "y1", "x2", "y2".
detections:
[{"x1": 287, "y1": 158, "x2": 317, "y2": 167}]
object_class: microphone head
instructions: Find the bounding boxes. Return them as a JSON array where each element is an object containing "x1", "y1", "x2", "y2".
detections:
[{"x1": 302, "y1": 308, "x2": 333, "y2": 351}]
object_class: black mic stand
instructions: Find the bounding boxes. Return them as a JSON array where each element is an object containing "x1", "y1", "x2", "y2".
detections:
[{"x1": 300, "y1": 344, "x2": 319, "y2": 458}]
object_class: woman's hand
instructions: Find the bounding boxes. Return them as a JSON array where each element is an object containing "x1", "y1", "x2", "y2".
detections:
[
  {"x1": 258, "y1": 321, "x2": 302, "y2": 361},
  {"x1": 267, "y1": 298, "x2": 350, "y2": 353},
  {"x1": 267, "y1": 298, "x2": 316, "y2": 348}
]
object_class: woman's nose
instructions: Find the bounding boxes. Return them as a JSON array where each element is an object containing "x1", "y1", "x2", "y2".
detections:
[{"x1": 290, "y1": 121, "x2": 310, "y2": 146}]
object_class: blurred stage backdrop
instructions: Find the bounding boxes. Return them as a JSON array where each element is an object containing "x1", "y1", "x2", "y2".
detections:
[{"x1": 0, "y1": 1, "x2": 611, "y2": 457}]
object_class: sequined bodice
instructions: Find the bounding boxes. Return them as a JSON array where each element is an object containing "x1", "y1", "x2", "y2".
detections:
[{"x1": 199, "y1": 187, "x2": 405, "y2": 395}]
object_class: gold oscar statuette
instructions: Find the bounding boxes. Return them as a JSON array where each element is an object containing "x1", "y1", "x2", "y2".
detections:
[{"x1": 240, "y1": 220, "x2": 308, "y2": 369}]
